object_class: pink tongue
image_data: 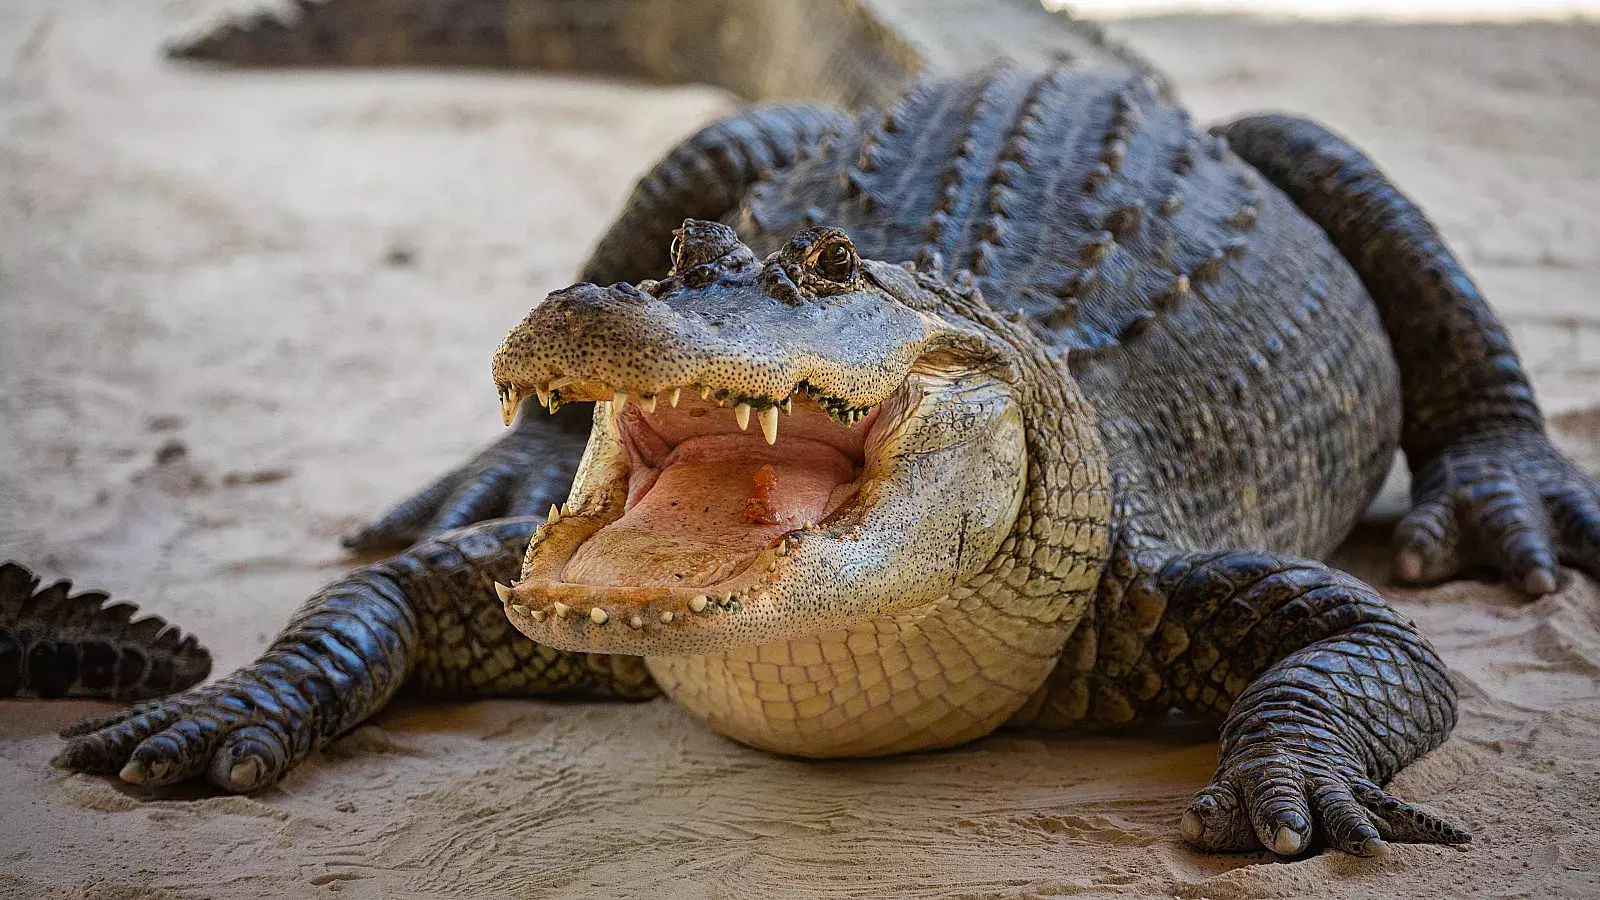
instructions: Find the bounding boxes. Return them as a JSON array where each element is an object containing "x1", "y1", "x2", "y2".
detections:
[{"x1": 564, "y1": 435, "x2": 857, "y2": 588}]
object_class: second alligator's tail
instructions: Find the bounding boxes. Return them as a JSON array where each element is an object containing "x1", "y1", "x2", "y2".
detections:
[
  {"x1": 165, "y1": 0, "x2": 1162, "y2": 110},
  {"x1": 0, "y1": 562, "x2": 211, "y2": 701}
]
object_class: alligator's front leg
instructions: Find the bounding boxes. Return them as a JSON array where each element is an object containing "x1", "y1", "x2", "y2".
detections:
[
  {"x1": 1029, "y1": 539, "x2": 1468, "y2": 856},
  {"x1": 53, "y1": 519, "x2": 654, "y2": 793},
  {"x1": 1159, "y1": 551, "x2": 1467, "y2": 856}
]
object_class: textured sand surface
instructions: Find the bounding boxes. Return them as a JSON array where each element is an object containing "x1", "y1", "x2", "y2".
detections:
[{"x1": 2, "y1": 4, "x2": 1599, "y2": 898}]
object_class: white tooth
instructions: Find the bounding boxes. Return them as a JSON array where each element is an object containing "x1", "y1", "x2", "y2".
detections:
[
  {"x1": 699, "y1": 385, "x2": 712, "y2": 400},
  {"x1": 628, "y1": 615, "x2": 644, "y2": 630},
  {"x1": 667, "y1": 387, "x2": 681, "y2": 407},
  {"x1": 535, "y1": 383, "x2": 551, "y2": 408},
  {"x1": 560, "y1": 503, "x2": 572, "y2": 516},
  {"x1": 552, "y1": 602, "x2": 570, "y2": 619},
  {"x1": 547, "y1": 504, "x2": 561, "y2": 525},
  {"x1": 494, "y1": 582, "x2": 513, "y2": 603},
  {"x1": 659, "y1": 610, "x2": 675, "y2": 624},
  {"x1": 500, "y1": 389, "x2": 523, "y2": 426},
  {"x1": 590, "y1": 607, "x2": 609, "y2": 625},
  {"x1": 735, "y1": 403, "x2": 751, "y2": 430},
  {"x1": 613, "y1": 390, "x2": 629, "y2": 409},
  {"x1": 510, "y1": 603, "x2": 529, "y2": 616},
  {"x1": 641, "y1": 394, "x2": 657, "y2": 413},
  {"x1": 779, "y1": 396, "x2": 792, "y2": 414},
  {"x1": 689, "y1": 595, "x2": 709, "y2": 613},
  {"x1": 529, "y1": 609, "x2": 546, "y2": 622},
  {"x1": 759, "y1": 406, "x2": 778, "y2": 444}
]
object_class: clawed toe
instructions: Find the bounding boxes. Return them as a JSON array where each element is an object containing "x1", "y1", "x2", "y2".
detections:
[
  {"x1": 1354, "y1": 782, "x2": 1472, "y2": 847},
  {"x1": 1394, "y1": 431, "x2": 1600, "y2": 597},
  {"x1": 1182, "y1": 755, "x2": 1469, "y2": 857},
  {"x1": 207, "y1": 723, "x2": 292, "y2": 792}
]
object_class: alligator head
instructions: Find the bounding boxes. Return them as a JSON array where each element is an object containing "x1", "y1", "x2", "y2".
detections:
[{"x1": 493, "y1": 220, "x2": 1108, "y2": 663}]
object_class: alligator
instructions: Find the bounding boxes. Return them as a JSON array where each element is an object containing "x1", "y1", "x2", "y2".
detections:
[{"x1": 39, "y1": 0, "x2": 1600, "y2": 860}]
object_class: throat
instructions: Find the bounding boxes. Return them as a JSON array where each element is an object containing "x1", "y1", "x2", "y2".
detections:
[
  {"x1": 644, "y1": 590, "x2": 1075, "y2": 758},
  {"x1": 564, "y1": 434, "x2": 858, "y2": 588}
]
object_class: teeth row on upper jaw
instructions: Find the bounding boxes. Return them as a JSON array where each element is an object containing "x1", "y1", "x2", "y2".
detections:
[{"x1": 514, "y1": 377, "x2": 876, "y2": 443}]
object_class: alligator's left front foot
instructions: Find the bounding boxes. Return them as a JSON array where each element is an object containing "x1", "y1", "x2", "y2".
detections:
[
  {"x1": 1394, "y1": 428, "x2": 1600, "y2": 597},
  {"x1": 1181, "y1": 736, "x2": 1471, "y2": 857}
]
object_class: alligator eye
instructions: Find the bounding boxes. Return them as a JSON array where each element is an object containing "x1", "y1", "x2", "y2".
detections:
[{"x1": 814, "y1": 236, "x2": 857, "y2": 283}]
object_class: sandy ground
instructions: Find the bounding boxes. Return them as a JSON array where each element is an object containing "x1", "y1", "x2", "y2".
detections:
[{"x1": 2, "y1": 3, "x2": 1599, "y2": 898}]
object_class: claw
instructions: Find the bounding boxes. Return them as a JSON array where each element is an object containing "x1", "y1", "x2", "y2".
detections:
[
  {"x1": 1525, "y1": 567, "x2": 1558, "y2": 596},
  {"x1": 1179, "y1": 809, "x2": 1204, "y2": 843},
  {"x1": 1361, "y1": 837, "x2": 1392, "y2": 858},
  {"x1": 1270, "y1": 825, "x2": 1306, "y2": 856}
]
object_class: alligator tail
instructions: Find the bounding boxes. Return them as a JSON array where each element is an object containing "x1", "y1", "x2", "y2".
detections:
[
  {"x1": 0, "y1": 562, "x2": 212, "y2": 701},
  {"x1": 165, "y1": 0, "x2": 1162, "y2": 110}
]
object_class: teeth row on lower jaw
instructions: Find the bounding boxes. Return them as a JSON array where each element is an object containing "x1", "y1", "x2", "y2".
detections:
[
  {"x1": 505, "y1": 378, "x2": 876, "y2": 441},
  {"x1": 495, "y1": 584, "x2": 748, "y2": 630}
]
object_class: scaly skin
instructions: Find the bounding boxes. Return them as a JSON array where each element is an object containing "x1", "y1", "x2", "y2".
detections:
[
  {"x1": 0, "y1": 563, "x2": 210, "y2": 700},
  {"x1": 54, "y1": 521, "x2": 652, "y2": 791},
  {"x1": 46, "y1": 0, "x2": 1600, "y2": 863}
]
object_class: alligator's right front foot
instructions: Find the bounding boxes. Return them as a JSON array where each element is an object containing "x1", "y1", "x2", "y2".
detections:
[
  {"x1": 342, "y1": 400, "x2": 590, "y2": 552},
  {"x1": 52, "y1": 669, "x2": 324, "y2": 792},
  {"x1": 50, "y1": 541, "x2": 444, "y2": 793},
  {"x1": 52, "y1": 520, "x2": 554, "y2": 793}
]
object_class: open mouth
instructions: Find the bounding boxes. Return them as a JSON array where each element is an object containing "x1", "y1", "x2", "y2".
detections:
[
  {"x1": 497, "y1": 355, "x2": 1019, "y2": 656},
  {"x1": 560, "y1": 382, "x2": 885, "y2": 596}
]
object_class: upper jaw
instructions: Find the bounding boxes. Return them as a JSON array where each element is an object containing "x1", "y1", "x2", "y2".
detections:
[{"x1": 488, "y1": 273, "x2": 980, "y2": 429}]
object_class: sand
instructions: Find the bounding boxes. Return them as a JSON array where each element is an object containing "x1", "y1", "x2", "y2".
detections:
[{"x1": 2, "y1": 3, "x2": 1598, "y2": 898}]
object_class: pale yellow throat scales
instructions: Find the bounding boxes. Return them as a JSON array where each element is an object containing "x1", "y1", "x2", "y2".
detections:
[{"x1": 647, "y1": 573, "x2": 1094, "y2": 758}]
